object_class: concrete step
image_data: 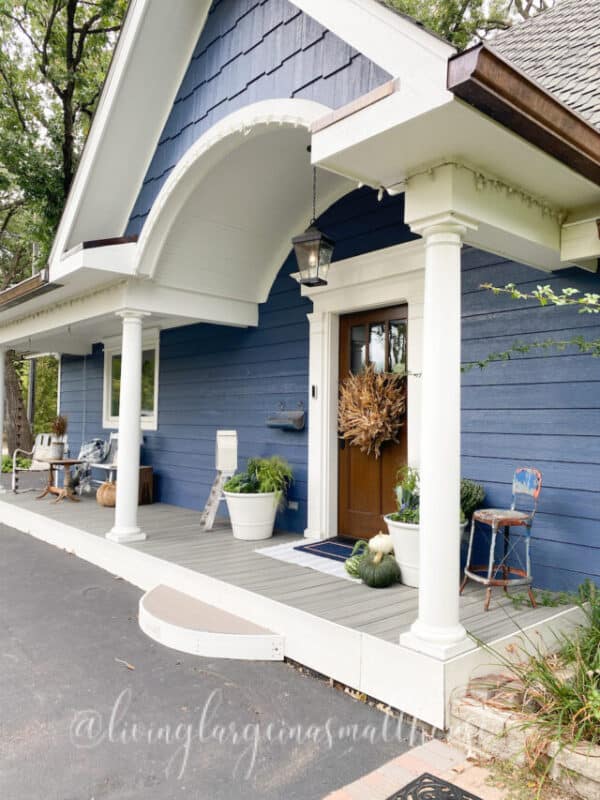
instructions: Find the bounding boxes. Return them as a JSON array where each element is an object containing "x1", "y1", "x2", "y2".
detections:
[{"x1": 139, "y1": 584, "x2": 284, "y2": 661}]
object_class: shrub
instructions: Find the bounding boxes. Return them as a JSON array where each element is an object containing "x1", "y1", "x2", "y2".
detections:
[
  {"x1": 388, "y1": 467, "x2": 485, "y2": 526},
  {"x1": 2, "y1": 455, "x2": 31, "y2": 473},
  {"x1": 460, "y1": 479, "x2": 485, "y2": 522}
]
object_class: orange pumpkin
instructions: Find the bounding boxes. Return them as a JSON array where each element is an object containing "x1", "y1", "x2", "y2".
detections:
[{"x1": 97, "y1": 481, "x2": 116, "y2": 507}]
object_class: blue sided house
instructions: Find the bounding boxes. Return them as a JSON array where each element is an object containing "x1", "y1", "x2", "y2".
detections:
[{"x1": 0, "y1": 0, "x2": 598, "y2": 728}]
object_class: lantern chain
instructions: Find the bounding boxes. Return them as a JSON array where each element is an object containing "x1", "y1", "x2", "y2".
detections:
[{"x1": 311, "y1": 166, "x2": 317, "y2": 225}]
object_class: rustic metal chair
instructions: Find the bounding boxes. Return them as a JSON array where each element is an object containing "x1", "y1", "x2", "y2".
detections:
[
  {"x1": 12, "y1": 433, "x2": 68, "y2": 493},
  {"x1": 460, "y1": 467, "x2": 543, "y2": 611}
]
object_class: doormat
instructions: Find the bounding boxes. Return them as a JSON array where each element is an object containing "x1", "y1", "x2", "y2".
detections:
[
  {"x1": 386, "y1": 773, "x2": 483, "y2": 800},
  {"x1": 293, "y1": 537, "x2": 356, "y2": 563},
  {"x1": 255, "y1": 539, "x2": 360, "y2": 582}
]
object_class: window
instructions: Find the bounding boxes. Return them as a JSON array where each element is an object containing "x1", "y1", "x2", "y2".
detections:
[{"x1": 103, "y1": 330, "x2": 159, "y2": 430}]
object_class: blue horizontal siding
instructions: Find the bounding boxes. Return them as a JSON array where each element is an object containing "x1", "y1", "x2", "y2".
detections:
[
  {"x1": 126, "y1": 0, "x2": 390, "y2": 233},
  {"x1": 61, "y1": 188, "x2": 413, "y2": 534},
  {"x1": 461, "y1": 247, "x2": 600, "y2": 591}
]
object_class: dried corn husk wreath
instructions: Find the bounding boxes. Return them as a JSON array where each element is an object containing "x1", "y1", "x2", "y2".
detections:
[{"x1": 338, "y1": 363, "x2": 406, "y2": 458}]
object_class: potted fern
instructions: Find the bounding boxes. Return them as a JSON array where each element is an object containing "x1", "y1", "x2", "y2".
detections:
[
  {"x1": 384, "y1": 468, "x2": 484, "y2": 587},
  {"x1": 224, "y1": 456, "x2": 293, "y2": 540}
]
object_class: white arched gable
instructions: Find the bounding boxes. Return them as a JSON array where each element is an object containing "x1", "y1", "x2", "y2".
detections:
[{"x1": 135, "y1": 99, "x2": 353, "y2": 305}]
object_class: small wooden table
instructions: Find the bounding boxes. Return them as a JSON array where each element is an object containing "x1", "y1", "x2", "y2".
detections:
[{"x1": 37, "y1": 459, "x2": 83, "y2": 503}]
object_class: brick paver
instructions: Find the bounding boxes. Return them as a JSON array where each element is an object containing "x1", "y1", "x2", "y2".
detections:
[{"x1": 322, "y1": 740, "x2": 509, "y2": 800}]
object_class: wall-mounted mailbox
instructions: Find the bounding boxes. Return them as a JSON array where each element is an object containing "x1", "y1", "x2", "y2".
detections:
[
  {"x1": 216, "y1": 430, "x2": 238, "y2": 473},
  {"x1": 266, "y1": 410, "x2": 305, "y2": 432}
]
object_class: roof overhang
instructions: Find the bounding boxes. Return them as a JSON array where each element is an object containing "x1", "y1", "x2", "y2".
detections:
[
  {"x1": 0, "y1": 270, "x2": 61, "y2": 312},
  {"x1": 447, "y1": 44, "x2": 600, "y2": 187},
  {"x1": 46, "y1": 0, "x2": 453, "y2": 280}
]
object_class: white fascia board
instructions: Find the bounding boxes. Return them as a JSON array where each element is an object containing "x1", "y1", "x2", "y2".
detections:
[
  {"x1": 49, "y1": 0, "x2": 210, "y2": 265},
  {"x1": 311, "y1": 89, "x2": 454, "y2": 186},
  {"x1": 293, "y1": 0, "x2": 454, "y2": 82},
  {"x1": 561, "y1": 217, "x2": 600, "y2": 265},
  {"x1": 52, "y1": 242, "x2": 138, "y2": 282},
  {"x1": 0, "y1": 282, "x2": 128, "y2": 348},
  {"x1": 405, "y1": 163, "x2": 566, "y2": 273},
  {"x1": 124, "y1": 282, "x2": 258, "y2": 329}
]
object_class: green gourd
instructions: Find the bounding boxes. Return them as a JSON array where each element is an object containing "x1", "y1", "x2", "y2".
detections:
[
  {"x1": 358, "y1": 551, "x2": 401, "y2": 588},
  {"x1": 344, "y1": 540, "x2": 368, "y2": 578}
]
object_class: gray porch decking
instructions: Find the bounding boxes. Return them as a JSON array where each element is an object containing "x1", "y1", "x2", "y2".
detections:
[{"x1": 0, "y1": 484, "x2": 570, "y2": 647}]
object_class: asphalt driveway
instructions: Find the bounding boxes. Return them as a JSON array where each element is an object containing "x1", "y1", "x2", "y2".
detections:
[{"x1": 0, "y1": 526, "x2": 412, "y2": 800}]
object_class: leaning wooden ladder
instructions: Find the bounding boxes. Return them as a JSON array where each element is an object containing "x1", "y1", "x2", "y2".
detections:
[{"x1": 200, "y1": 471, "x2": 232, "y2": 531}]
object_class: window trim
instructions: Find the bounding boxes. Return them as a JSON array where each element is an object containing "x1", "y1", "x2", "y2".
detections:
[{"x1": 102, "y1": 328, "x2": 160, "y2": 431}]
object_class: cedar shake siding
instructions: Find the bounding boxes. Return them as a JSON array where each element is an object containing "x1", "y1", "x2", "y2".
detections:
[{"x1": 126, "y1": 0, "x2": 391, "y2": 235}]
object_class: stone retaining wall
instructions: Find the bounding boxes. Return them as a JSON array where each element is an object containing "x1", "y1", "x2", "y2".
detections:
[{"x1": 450, "y1": 690, "x2": 600, "y2": 799}]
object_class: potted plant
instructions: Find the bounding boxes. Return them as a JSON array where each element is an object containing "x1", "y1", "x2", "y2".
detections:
[
  {"x1": 224, "y1": 456, "x2": 293, "y2": 541},
  {"x1": 384, "y1": 467, "x2": 484, "y2": 587},
  {"x1": 39, "y1": 415, "x2": 68, "y2": 460}
]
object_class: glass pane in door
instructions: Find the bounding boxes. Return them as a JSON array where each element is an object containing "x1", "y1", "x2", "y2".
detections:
[
  {"x1": 350, "y1": 325, "x2": 367, "y2": 373},
  {"x1": 390, "y1": 320, "x2": 407, "y2": 374},
  {"x1": 369, "y1": 323, "x2": 386, "y2": 372}
]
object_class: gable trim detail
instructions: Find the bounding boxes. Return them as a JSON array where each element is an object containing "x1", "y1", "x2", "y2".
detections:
[{"x1": 134, "y1": 98, "x2": 335, "y2": 283}]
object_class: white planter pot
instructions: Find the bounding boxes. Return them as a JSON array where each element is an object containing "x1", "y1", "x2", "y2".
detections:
[
  {"x1": 384, "y1": 515, "x2": 468, "y2": 588},
  {"x1": 384, "y1": 515, "x2": 420, "y2": 587},
  {"x1": 36, "y1": 441, "x2": 65, "y2": 462},
  {"x1": 224, "y1": 491, "x2": 279, "y2": 541}
]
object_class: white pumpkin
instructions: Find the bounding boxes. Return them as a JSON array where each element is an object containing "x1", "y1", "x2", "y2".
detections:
[{"x1": 368, "y1": 531, "x2": 394, "y2": 564}]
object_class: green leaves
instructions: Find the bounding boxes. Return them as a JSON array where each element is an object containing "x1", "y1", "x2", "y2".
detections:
[
  {"x1": 384, "y1": 1, "x2": 551, "y2": 49},
  {"x1": 465, "y1": 282, "x2": 600, "y2": 373},
  {"x1": 0, "y1": 0, "x2": 127, "y2": 264},
  {"x1": 224, "y1": 457, "x2": 293, "y2": 497}
]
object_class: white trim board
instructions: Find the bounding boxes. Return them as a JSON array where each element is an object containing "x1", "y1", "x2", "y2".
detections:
[{"x1": 302, "y1": 239, "x2": 426, "y2": 541}]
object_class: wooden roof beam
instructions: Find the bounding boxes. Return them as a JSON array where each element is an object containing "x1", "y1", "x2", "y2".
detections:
[{"x1": 447, "y1": 44, "x2": 600, "y2": 187}]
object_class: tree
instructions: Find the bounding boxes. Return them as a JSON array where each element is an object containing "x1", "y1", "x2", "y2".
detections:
[
  {"x1": 385, "y1": 0, "x2": 554, "y2": 49},
  {"x1": 0, "y1": 0, "x2": 127, "y2": 246},
  {"x1": 0, "y1": 1, "x2": 127, "y2": 452}
]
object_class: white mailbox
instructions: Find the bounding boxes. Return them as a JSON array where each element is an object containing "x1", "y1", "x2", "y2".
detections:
[{"x1": 216, "y1": 430, "x2": 238, "y2": 474}]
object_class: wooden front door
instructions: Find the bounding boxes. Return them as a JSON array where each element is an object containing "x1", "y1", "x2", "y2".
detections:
[{"x1": 338, "y1": 306, "x2": 408, "y2": 540}]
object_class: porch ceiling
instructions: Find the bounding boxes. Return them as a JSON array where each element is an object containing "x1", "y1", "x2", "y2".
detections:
[{"x1": 148, "y1": 124, "x2": 352, "y2": 304}]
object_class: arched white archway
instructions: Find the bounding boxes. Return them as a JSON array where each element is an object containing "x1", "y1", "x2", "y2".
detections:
[{"x1": 135, "y1": 99, "x2": 353, "y2": 306}]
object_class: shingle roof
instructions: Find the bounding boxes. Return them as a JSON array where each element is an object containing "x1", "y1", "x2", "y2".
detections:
[{"x1": 491, "y1": 0, "x2": 600, "y2": 130}]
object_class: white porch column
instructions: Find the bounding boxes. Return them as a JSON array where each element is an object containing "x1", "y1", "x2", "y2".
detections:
[
  {"x1": 400, "y1": 218, "x2": 471, "y2": 659},
  {"x1": 0, "y1": 349, "x2": 5, "y2": 494},
  {"x1": 107, "y1": 310, "x2": 147, "y2": 543}
]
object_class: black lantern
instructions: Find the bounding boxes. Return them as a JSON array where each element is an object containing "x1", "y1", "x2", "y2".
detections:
[{"x1": 292, "y1": 168, "x2": 334, "y2": 287}]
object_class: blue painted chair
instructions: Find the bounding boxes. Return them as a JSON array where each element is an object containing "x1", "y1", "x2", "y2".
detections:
[{"x1": 460, "y1": 467, "x2": 543, "y2": 611}]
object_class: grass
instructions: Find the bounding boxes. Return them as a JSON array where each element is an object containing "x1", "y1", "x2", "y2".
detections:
[
  {"x1": 488, "y1": 758, "x2": 578, "y2": 800},
  {"x1": 509, "y1": 590, "x2": 576, "y2": 610}
]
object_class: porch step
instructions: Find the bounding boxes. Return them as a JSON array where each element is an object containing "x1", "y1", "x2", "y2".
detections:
[{"x1": 139, "y1": 585, "x2": 284, "y2": 661}]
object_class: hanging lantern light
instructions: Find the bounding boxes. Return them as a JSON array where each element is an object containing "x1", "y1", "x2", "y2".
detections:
[{"x1": 292, "y1": 167, "x2": 334, "y2": 287}]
